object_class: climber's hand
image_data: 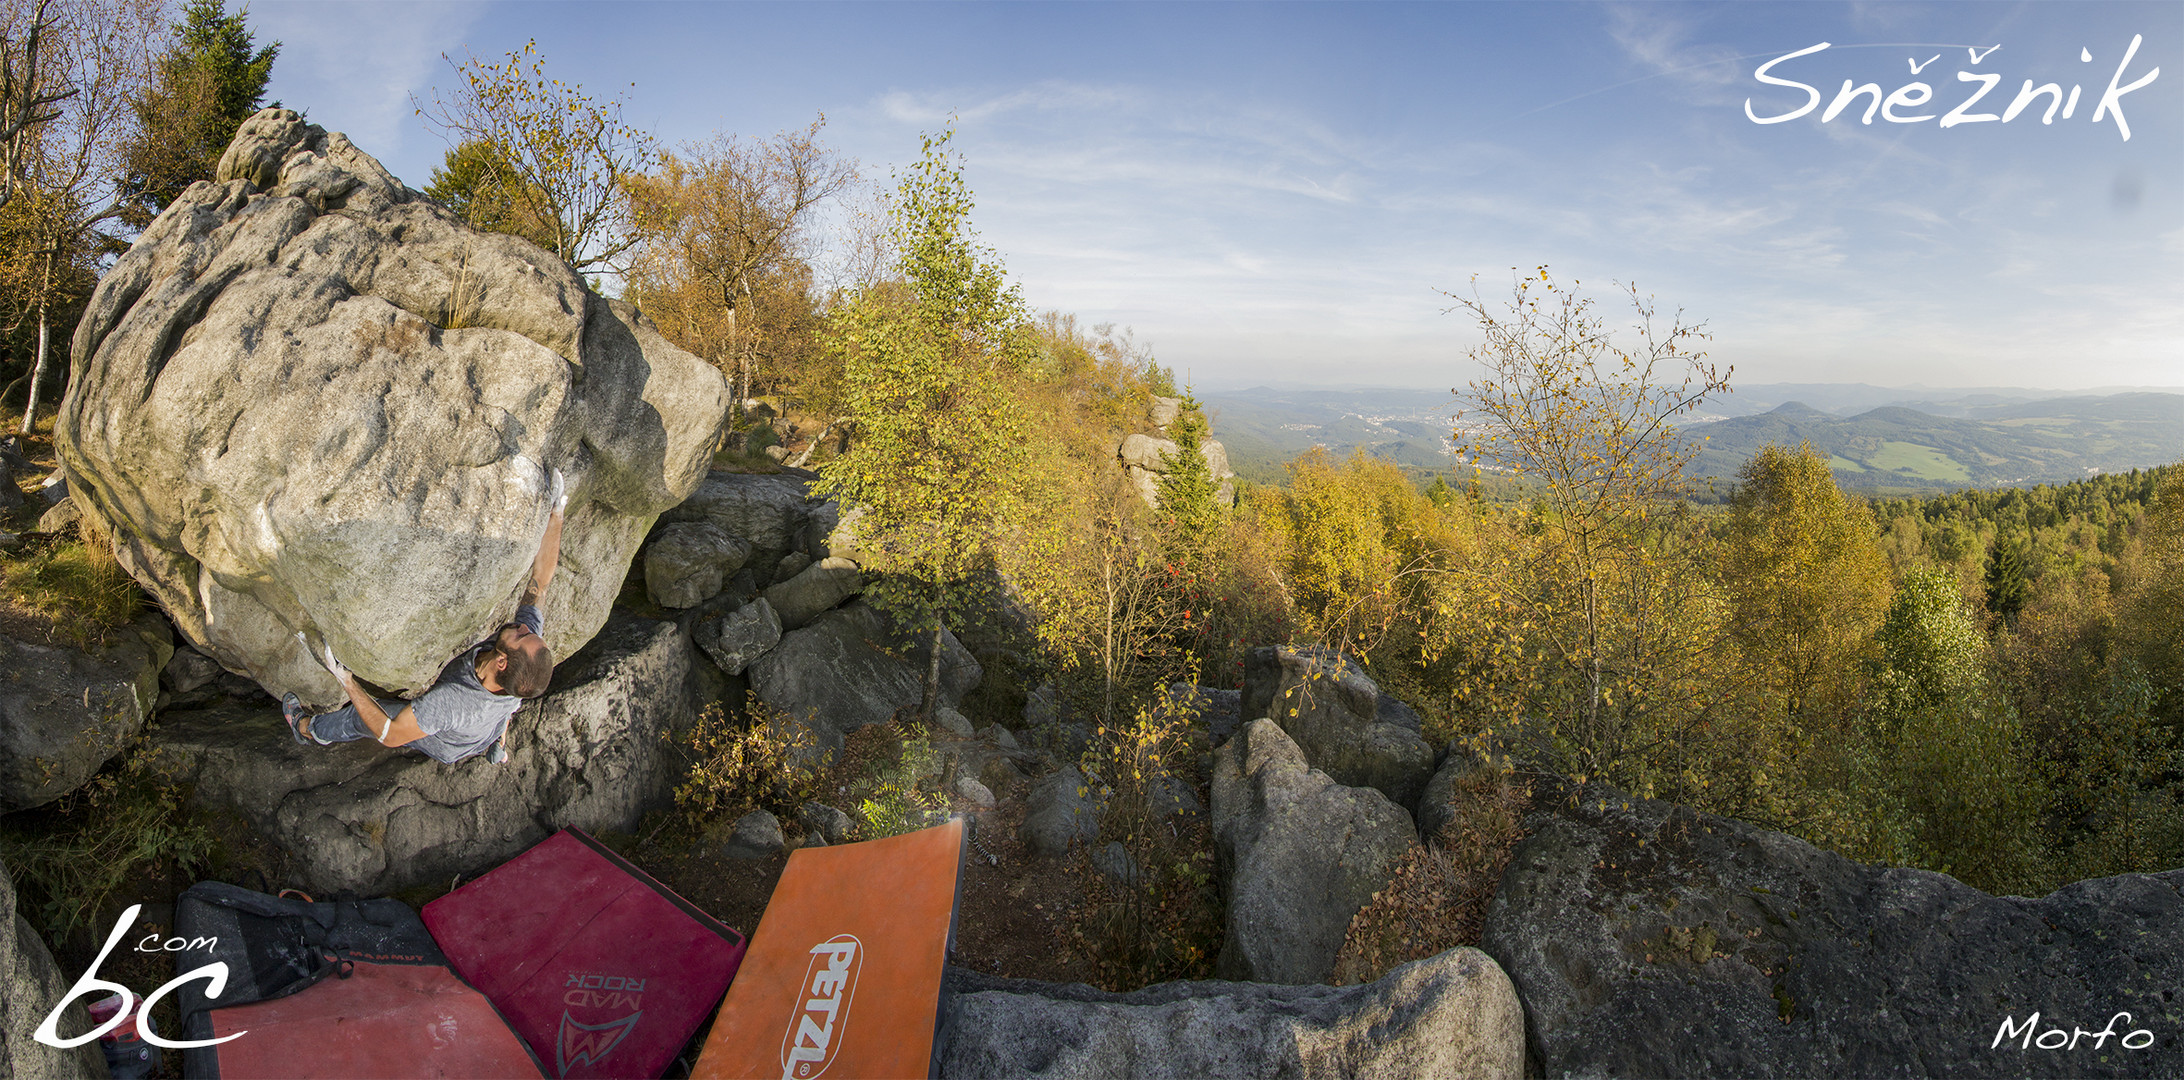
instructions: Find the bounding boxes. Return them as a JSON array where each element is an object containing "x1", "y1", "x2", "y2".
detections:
[
  {"x1": 548, "y1": 467, "x2": 567, "y2": 514},
  {"x1": 299, "y1": 631, "x2": 351, "y2": 685}
]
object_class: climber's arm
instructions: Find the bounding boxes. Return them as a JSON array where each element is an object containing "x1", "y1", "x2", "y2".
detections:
[
  {"x1": 336, "y1": 675, "x2": 427, "y2": 747},
  {"x1": 522, "y1": 469, "x2": 566, "y2": 607}
]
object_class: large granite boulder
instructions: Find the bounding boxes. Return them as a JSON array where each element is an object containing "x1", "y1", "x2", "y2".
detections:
[
  {"x1": 693, "y1": 597, "x2": 781, "y2": 676},
  {"x1": 746, "y1": 601, "x2": 979, "y2": 760},
  {"x1": 761, "y1": 556, "x2": 862, "y2": 631},
  {"x1": 940, "y1": 946, "x2": 1524, "y2": 1079},
  {"x1": 1242, "y1": 645, "x2": 1436, "y2": 813},
  {"x1": 150, "y1": 611, "x2": 699, "y2": 894},
  {"x1": 58, "y1": 108, "x2": 726, "y2": 709},
  {"x1": 2, "y1": 859, "x2": 106, "y2": 1078},
  {"x1": 0, "y1": 614, "x2": 173, "y2": 810},
  {"x1": 659, "y1": 469, "x2": 817, "y2": 580},
  {"x1": 1482, "y1": 780, "x2": 2184, "y2": 1078},
  {"x1": 1211, "y1": 719, "x2": 1416, "y2": 984},
  {"x1": 1019, "y1": 765, "x2": 1101, "y2": 856},
  {"x1": 643, "y1": 522, "x2": 751, "y2": 609}
]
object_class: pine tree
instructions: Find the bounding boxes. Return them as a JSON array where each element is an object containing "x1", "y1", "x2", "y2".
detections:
[
  {"x1": 1983, "y1": 534, "x2": 2028, "y2": 625},
  {"x1": 1155, "y1": 393, "x2": 1220, "y2": 546},
  {"x1": 118, "y1": 0, "x2": 278, "y2": 226}
]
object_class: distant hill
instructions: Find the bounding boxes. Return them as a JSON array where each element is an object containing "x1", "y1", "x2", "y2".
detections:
[
  {"x1": 1689, "y1": 393, "x2": 2184, "y2": 493},
  {"x1": 1200, "y1": 384, "x2": 2184, "y2": 494}
]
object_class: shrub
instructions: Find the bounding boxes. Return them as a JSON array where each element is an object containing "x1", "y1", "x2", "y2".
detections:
[
  {"x1": 666, "y1": 696, "x2": 821, "y2": 830},
  {"x1": 1078, "y1": 689, "x2": 1221, "y2": 990},
  {"x1": 1332, "y1": 768, "x2": 1529, "y2": 985},
  {"x1": 0, "y1": 743, "x2": 215, "y2": 944},
  {"x1": 848, "y1": 721, "x2": 947, "y2": 839}
]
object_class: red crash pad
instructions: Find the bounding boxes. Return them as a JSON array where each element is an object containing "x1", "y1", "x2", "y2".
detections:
[
  {"x1": 692, "y1": 818, "x2": 965, "y2": 1080},
  {"x1": 205, "y1": 961, "x2": 542, "y2": 1079},
  {"x1": 424, "y1": 829, "x2": 748, "y2": 1080}
]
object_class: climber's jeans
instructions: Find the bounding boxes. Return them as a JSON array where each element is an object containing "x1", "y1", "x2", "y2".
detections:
[{"x1": 307, "y1": 699, "x2": 404, "y2": 744}]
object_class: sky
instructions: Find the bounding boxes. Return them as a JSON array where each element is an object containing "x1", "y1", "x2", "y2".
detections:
[{"x1": 247, "y1": 1, "x2": 2182, "y2": 393}]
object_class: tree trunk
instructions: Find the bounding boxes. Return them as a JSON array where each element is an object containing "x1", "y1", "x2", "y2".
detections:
[
  {"x1": 17, "y1": 246, "x2": 52, "y2": 436},
  {"x1": 921, "y1": 616, "x2": 945, "y2": 721}
]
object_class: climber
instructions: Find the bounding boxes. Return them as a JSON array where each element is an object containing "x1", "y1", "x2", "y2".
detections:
[{"x1": 281, "y1": 470, "x2": 566, "y2": 765}]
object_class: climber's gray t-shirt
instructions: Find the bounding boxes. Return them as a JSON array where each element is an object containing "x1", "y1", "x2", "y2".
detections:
[{"x1": 405, "y1": 604, "x2": 544, "y2": 764}]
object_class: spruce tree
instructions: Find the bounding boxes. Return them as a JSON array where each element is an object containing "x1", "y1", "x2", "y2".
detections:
[
  {"x1": 119, "y1": 0, "x2": 279, "y2": 226},
  {"x1": 1155, "y1": 393, "x2": 1221, "y2": 547}
]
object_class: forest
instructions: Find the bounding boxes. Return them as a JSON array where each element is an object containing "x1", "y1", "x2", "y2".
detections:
[{"x1": 1, "y1": 0, "x2": 2179, "y2": 946}]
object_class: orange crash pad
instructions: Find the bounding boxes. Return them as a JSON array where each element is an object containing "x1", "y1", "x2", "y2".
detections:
[{"x1": 692, "y1": 817, "x2": 965, "y2": 1080}]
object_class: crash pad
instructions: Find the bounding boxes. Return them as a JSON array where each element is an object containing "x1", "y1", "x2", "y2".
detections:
[
  {"x1": 205, "y1": 961, "x2": 542, "y2": 1079},
  {"x1": 424, "y1": 828, "x2": 748, "y2": 1080},
  {"x1": 692, "y1": 817, "x2": 965, "y2": 1080},
  {"x1": 170, "y1": 882, "x2": 541, "y2": 1079}
]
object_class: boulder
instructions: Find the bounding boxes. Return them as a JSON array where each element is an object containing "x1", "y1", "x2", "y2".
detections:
[
  {"x1": 1117, "y1": 433, "x2": 1181, "y2": 472},
  {"x1": 718, "y1": 809, "x2": 784, "y2": 860},
  {"x1": 163, "y1": 643, "x2": 226, "y2": 694},
  {"x1": 150, "y1": 610, "x2": 698, "y2": 894},
  {"x1": 643, "y1": 522, "x2": 751, "y2": 609},
  {"x1": 939, "y1": 947, "x2": 1525, "y2": 1079},
  {"x1": 1212, "y1": 719, "x2": 1415, "y2": 985},
  {"x1": 800, "y1": 801, "x2": 853, "y2": 845},
  {"x1": 761, "y1": 557, "x2": 862, "y2": 631},
  {"x1": 934, "y1": 706, "x2": 975, "y2": 738},
  {"x1": 1149, "y1": 395, "x2": 1182, "y2": 428},
  {"x1": 1169, "y1": 681, "x2": 1242, "y2": 743},
  {"x1": 693, "y1": 598, "x2": 781, "y2": 677},
  {"x1": 774, "y1": 550, "x2": 812, "y2": 582},
  {"x1": 1482, "y1": 780, "x2": 2184, "y2": 1078},
  {"x1": 34, "y1": 497, "x2": 77, "y2": 535},
  {"x1": 747, "y1": 601, "x2": 977, "y2": 760},
  {"x1": 660, "y1": 469, "x2": 815, "y2": 575},
  {"x1": 1242, "y1": 645, "x2": 1435, "y2": 812},
  {"x1": 58, "y1": 109, "x2": 727, "y2": 709},
  {"x1": 1200, "y1": 438, "x2": 1232, "y2": 481},
  {"x1": 1, "y1": 860, "x2": 106, "y2": 1078},
  {"x1": 1020, "y1": 766, "x2": 1100, "y2": 856},
  {"x1": 0, "y1": 615, "x2": 173, "y2": 810},
  {"x1": 1416, "y1": 742, "x2": 1476, "y2": 843},
  {"x1": 954, "y1": 776, "x2": 996, "y2": 809}
]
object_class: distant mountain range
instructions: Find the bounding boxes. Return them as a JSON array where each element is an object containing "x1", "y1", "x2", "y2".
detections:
[{"x1": 1198, "y1": 384, "x2": 2184, "y2": 494}]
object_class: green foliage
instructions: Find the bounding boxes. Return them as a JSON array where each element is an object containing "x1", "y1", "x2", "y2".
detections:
[
  {"x1": 851, "y1": 726, "x2": 947, "y2": 839},
  {"x1": 1155, "y1": 394, "x2": 1221, "y2": 548},
  {"x1": 816, "y1": 127, "x2": 1038, "y2": 710},
  {"x1": 0, "y1": 744, "x2": 214, "y2": 943},
  {"x1": 1721, "y1": 443, "x2": 1891, "y2": 719},
  {"x1": 666, "y1": 697, "x2": 821, "y2": 828},
  {"x1": 1869, "y1": 570, "x2": 1988, "y2": 725},
  {"x1": 1446, "y1": 268, "x2": 1728, "y2": 781},
  {"x1": 120, "y1": 0, "x2": 278, "y2": 225},
  {"x1": 1984, "y1": 534, "x2": 2028, "y2": 624},
  {"x1": 1, "y1": 535, "x2": 143, "y2": 648},
  {"x1": 416, "y1": 39, "x2": 654, "y2": 270},
  {"x1": 1079, "y1": 689, "x2": 1219, "y2": 989},
  {"x1": 424, "y1": 140, "x2": 556, "y2": 251}
]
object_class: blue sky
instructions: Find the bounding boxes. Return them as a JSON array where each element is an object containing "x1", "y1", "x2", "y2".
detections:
[{"x1": 249, "y1": 1, "x2": 2180, "y2": 392}]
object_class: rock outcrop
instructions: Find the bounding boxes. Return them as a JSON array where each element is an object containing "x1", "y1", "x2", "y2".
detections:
[
  {"x1": 1482, "y1": 780, "x2": 2184, "y2": 1078},
  {"x1": 939, "y1": 946, "x2": 1525, "y2": 1079},
  {"x1": 1242, "y1": 645, "x2": 1436, "y2": 813},
  {"x1": 658, "y1": 470, "x2": 818, "y2": 580},
  {"x1": 151, "y1": 611, "x2": 698, "y2": 894},
  {"x1": 0, "y1": 615, "x2": 173, "y2": 810},
  {"x1": 58, "y1": 108, "x2": 726, "y2": 707},
  {"x1": 2, "y1": 859, "x2": 106, "y2": 1078},
  {"x1": 643, "y1": 522, "x2": 751, "y2": 609},
  {"x1": 746, "y1": 601, "x2": 979, "y2": 760},
  {"x1": 1020, "y1": 765, "x2": 1101, "y2": 856},
  {"x1": 1211, "y1": 719, "x2": 1415, "y2": 984}
]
